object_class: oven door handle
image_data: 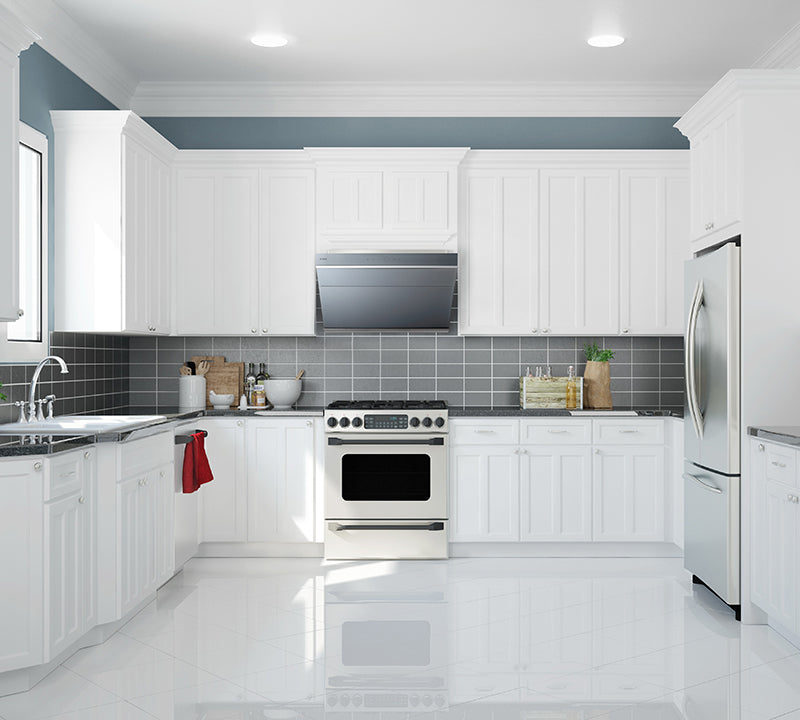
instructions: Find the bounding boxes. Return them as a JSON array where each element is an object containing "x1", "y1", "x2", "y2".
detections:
[
  {"x1": 328, "y1": 522, "x2": 445, "y2": 532},
  {"x1": 327, "y1": 437, "x2": 445, "y2": 446}
]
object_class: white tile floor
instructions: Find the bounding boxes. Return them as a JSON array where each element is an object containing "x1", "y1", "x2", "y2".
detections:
[{"x1": 1, "y1": 557, "x2": 799, "y2": 719}]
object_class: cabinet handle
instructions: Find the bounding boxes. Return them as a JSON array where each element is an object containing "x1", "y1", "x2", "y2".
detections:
[
  {"x1": 771, "y1": 461, "x2": 787, "y2": 468},
  {"x1": 618, "y1": 429, "x2": 639, "y2": 434},
  {"x1": 758, "y1": 443, "x2": 765, "y2": 452},
  {"x1": 475, "y1": 429, "x2": 496, "y2": 434},
  {"x1": 547, "y1": 429, "x2": 568, "y2": 434},
  {"x1": 78, "y1": 496, "x2": 86, "y2": 504},
  {"x1": 251, "y1": 328, "x2": 257, "y2": 333},
  {"x1": 34, "y1": 462, "x2": 42, "y2": 471},
  {"x1": 84, "y1": 451, "x2": 91, "y2": 459},
  {"x1": 59, "y1": 470, "x2": 76, "y2": 478}
]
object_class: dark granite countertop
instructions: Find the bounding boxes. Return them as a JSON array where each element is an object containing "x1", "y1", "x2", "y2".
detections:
[
  {"x1": 449, "y1": 407, "x2": 683, "y2": 418},
  {"x1": 748, "y1": 426, "x2": 800, "y2": 447},
  {"x1": 0, "y1": 436, "x2": 95, "y2": 457}
]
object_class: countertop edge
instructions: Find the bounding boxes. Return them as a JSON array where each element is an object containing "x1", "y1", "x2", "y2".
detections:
[{"x1": 748, "y1": 426, "x2": 800, "y2": 447}]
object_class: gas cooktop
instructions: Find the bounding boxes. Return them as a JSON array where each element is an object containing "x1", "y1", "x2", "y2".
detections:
[{"x1": 326, "y1": 400, "x2": 448, "y2": 411}]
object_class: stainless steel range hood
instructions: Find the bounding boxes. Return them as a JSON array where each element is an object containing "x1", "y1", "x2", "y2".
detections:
[{"x1": 316, "y1": 253, "x2": 457, "y2": 331}]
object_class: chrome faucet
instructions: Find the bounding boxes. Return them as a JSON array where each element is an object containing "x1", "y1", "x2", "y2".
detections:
[{"x1": 27, "y1": 355, "x2": 69, "y2": 422}]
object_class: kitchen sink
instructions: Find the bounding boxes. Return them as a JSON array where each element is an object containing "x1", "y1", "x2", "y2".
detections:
[{"x1": 0, "y1": 414, "x2": 166, "y2": 436}]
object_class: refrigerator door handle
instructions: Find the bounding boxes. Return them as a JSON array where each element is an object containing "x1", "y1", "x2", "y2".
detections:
[
  {"x1": 686, "y1": 279, "x2": 704, "y2": 439},
  {"x1": 683, "y1": 472, "x2": 722, "y2": 494}
]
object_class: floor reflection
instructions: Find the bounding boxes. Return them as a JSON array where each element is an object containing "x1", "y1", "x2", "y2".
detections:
[{"x1": 0, "y1": 558, "x2": 797, "y2": 720}]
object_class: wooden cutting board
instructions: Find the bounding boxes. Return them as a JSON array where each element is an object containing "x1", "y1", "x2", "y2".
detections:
[{"x1": 192, "y1": 356, "x2": 244, "y2": 407}]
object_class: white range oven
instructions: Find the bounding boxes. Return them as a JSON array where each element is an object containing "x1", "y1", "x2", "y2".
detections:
[{"x1": 323, "y1": 400, "x2": 449, "y2": 559}]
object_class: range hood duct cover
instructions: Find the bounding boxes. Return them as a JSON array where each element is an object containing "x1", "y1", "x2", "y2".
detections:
[{"x1": 316, "y1": 253, "x2": 457, "y2": 331}]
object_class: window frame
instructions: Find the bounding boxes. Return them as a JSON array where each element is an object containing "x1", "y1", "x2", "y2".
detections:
[{"x1": 0, "y1": 122, "x2": 48, "y2": 363}]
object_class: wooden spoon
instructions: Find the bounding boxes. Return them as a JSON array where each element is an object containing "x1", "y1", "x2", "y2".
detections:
[
  {"x1": 197, "y1": 360, "x2": 210, "y2": 376},
  {"x1": 295, "y1": 369, "x2": 305, "y2": 380}
]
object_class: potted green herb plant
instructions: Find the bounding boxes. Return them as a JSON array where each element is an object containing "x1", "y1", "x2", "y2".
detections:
[
  {"x1": 583, "y1": 342, "x2": 614, "y2": 409},
  {"x1": 0, "y1": 381, "x2": 5, "y2": 401}
]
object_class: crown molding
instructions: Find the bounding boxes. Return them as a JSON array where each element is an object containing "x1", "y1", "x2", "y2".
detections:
[
  {"x1": 675, "y1": 69, "x2": 800, "y2": 138},
  {"x1": 175, "y1": 149, "x2": 314, "y2": 169},
  {"x1": 304, "y1": 147, "x2": 470, "y2": 167},
  {"x1": 752, "y1": 21, "x2": 800, "y2": 69},
  {"x1": 0, "y1": 0, "x2": 136, "y2": 109},
  {"x1": 131, "y1": 80, "x2": 709, "y2": 118},
  {"x1": 0, "y1": 4, "x2": 38, "y2": 64}
]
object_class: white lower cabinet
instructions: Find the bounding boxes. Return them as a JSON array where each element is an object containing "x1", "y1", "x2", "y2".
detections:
[
  {"x1": 450, "y1": 418, "x2": 671, "y2": 545},
  {"x1": 750, "y1": 437, "x2": 800, "y2": 636},
  {"x1": 520, "y1": 447, "x2": 592, "y2": 541},
  {"x1": 247, "y1": 418, "x2": 317, "y2": 543},
  {"x1": 195, "y1": 418, "x2": 247, "y2": 542},
  {"x1": 449, "y1": 446, "x2": 520, "y2": 542},
  {"x1": 592, "y1": 446, "x2": 665, "y2": 541},
  {"x1": 43, "y1": 448, "x2": 96, "y2": 661}
]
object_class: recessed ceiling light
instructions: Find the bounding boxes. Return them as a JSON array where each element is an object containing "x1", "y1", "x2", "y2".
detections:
[
  {"x1": 587, "y1": 34, "x2": 625, "y2": 48},
  {"x1": 250, "y1": 34, "x2": 289, "y2": 48}
]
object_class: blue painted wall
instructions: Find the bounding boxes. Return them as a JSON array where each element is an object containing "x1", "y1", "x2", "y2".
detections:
[{"x1": 144, "y1": 116, "x2": 687, "y2": 150}]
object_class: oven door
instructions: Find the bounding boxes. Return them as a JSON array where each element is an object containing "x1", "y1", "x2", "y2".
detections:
[{"x1": 324, "y1": 433, "x2": 447, "y2": 520}]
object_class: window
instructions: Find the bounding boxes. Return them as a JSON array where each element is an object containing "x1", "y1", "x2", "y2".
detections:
[{"x1": 0, "y1": 123, "x2": 48, "y2": 362}]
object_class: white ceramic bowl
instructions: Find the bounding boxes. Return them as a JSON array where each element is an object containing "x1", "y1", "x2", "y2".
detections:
[
  {"x1": 208, "y1": 391, "x2": 235, "y2": 409},
  {"x1": 264, "y1": 378, "x2": 302, "y2": 409}
]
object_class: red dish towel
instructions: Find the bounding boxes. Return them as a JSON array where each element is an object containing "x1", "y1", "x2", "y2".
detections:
[{"x1": 182, "y1": 432, "x2": 214, "y2": 493}]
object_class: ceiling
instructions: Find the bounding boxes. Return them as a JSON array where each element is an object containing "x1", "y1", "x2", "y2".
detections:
[{"x1": 48, "y1": 0, "x2": 800, "y2": 85}]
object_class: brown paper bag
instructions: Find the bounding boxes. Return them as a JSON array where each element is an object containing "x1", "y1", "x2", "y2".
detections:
[{"x1": 583, "y1": 360, "x2": 612, "y2": 409}]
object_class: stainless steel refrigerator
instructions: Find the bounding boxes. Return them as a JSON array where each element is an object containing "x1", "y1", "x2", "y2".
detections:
[{"x1": 683, "y1": 240, "x2": 741, "y2": 618}]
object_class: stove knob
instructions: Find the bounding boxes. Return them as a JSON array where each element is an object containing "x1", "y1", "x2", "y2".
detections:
[
  {"x1": 339, "y1": 417, "x2": 350, "y2": 428},
  {"x1": 409, "y1": 695, "x2": 420, "y2": 707},
  {"x1": 327, "y1": 417, "x2": 338, "y2": 428},
  {"x1": 435, "y1": 417, "x2": 445, "y2": 428},
  {"x1": 351, "y1": 417, "x2": 362, "y2": 428},
  {"x1": 327, "y1": 694, "x2": 338, "y2": 707},
  {"x1": 435, "y1": 694, "x2": 446, "y2": 707},
  {"x1": 340, "y1": 694, "x2": 350, "y2": 707},
  {"x1": 352, "y1": 694, "x2": 363, "y2": 707},
  {"x1": 422, "y1": 417, "x2": 433, "y2": 428},
  {"x1": 423, "y1": 694, "x2": 433, "y2": 707},
  {"x1": 409, "y1": 417, "x2": 420, "y2": 427}
]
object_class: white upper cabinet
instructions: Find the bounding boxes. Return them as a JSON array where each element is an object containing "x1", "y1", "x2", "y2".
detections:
[
  {"x1": 51, "y1": 111, "x2": 177, "y2": 334},
  {"x1": 459, "y1": 151, "x2": 689, "y2": 337},
  {"x1": 459, "y1": 169, "x2": 539, "y2": 335},
  {"x1": 539, "y1": 168, "x2": 619, "y2": 336},
  {"x1": 175, "y1": 153, "x2": 315, "y2": 336},
  {"x1": 620, "y1": 165, "x2": 689, "y2": 335},
  {"x1": 0, "y1": 11, "x2": 37, "y2": 321},
  {"x1": 307, "y1": 147, "x2": 468, "y2": 252}
]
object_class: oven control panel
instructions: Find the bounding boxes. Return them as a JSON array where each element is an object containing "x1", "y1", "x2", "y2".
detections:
[
  {"x1": 325, "y1": 411, "x2": 448, "y2": 433},
  {"x1": 364, "y1": 414, "x2": 407, "y2": 430}
]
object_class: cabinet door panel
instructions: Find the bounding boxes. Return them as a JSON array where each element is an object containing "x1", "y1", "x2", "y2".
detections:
[
  {"x1": 459, "y1": 171, "x2": 537, "y2": 335},
  {"x1": 155, "y1": 464, "x2": 175, "y2": 586},
  {"x1": 750, "y1": 439, "x2": 768, "y2": 611},
  {"x1": 540, "y1": 171, "x2": 618, "y2": 335},
  {"x1": 198, "y1": 419, "x2": 247, "y2": 542},
  {"x1": 117, "y1": 474, "x2": 142, "y2": 616},
  {"x1": 149, "y1": 155, "x2": 172, "y2": 333},
  {"x1": 620, "y1": 170, "x2": 689, "y2": 335},
  {"x1": 593, "y1": 446, "x2": 664, "y2": 541},
  {"x1": 175, "y1": 173, "x2": 216, "y2": 333},
  {"x1": 260, "y1": 170, "x2": 316, "y2": 335},
  {"x1": 247, "y1": 419, "x2": 316, "y2": 543},
  {"x1": 521, "y1": 447, "x2": 592, "y2": 541},
  {"x1": 763, "y1": 480, "x2": 799, "y2": 632},
  {"x1": 45, "y1": 493, "x2": 83, "y2": 658},
  {"x1": 319, "y1": 171, "x2": 382, "y2": 231},
  {"x1": 450, "y1": 446, "x2": 519, "y2": 542},
  {"x1": 123, "y1": 136, "x2": 150, "y2": 334},
  {"x1": 385, "y1": 171, "x2": 448, "y2": 230}
]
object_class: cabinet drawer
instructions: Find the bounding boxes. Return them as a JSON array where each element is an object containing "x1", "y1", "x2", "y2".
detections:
[
  {"x1": 450, "y1": 419, "x2": 519, "y2": 445},
  {"x1": 45, "y1": 453, "x2": 82, "y2": 501},
  {"x1": 765, "y1": 444, "x2": 797, "y2": 488},
  {"x1": 520, "y1": 419, "x2": 591, "y2": 445},
  {"x1": 593, "y1": 419, "x2": 664, "y2": 445},
  {"x1": 118, "y1": 431, "x2": 173, "y2": 479}
]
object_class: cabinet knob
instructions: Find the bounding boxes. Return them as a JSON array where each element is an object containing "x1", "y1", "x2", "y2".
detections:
[
  {"x1": 622, "y1": 328, "x2": 630, "y2": 334},
  {"x1": 251, "y1": 328, "x2": 257, "y2": 333},
  {"x1": 513, "y1": 448, "x2": 519, "y2": 455},
  {"x1": 138, "y1": 478, "x2": 145, "y2": 487},
  {"x1": 262, "y1": 328, "x2": 269, "y2": 334},
  {"x1": 78, "y1": 496, "x2": 86, "y2": 504},
  {"x1": 160, "y1": 471, "x2": 165, "y2": 478},
  {"x1": 17, "y1": 308, "x2": 24, "y2": 317},
  {"x1": 542, "y1": 328, "x2": 550, "y2": 334},
  {"x1": 34, "y1": 461, "x2": 42, "y2": 471},
  {"x1": 84, "y1": 451, "x2": 91, "y2": 459},
  {"x1": 306, "y1": 420, "x2": 313, "y2": 427},
  {"x1": 758, "y1": 443, "x2": 765, "y2": 452},
  {"x1": 237, "y1": 420, "x2": 243, "y2": 427},
  {"x1": 594, "y1": 449, "x2": 601, "y2": 455},
  {"x1": 520, "y1": 448, "x2": 528, "y2": 454},
  {"x1": 531, "y1": 329, "x2": 538, "y2": 334}
]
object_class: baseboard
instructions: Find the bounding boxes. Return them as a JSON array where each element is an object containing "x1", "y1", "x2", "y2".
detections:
[
  {"x1": 449, "y1": 542, "x2": 684, "y2": 558},
  {"x1": 196, "y1": 541, "x2": 325, "y2": 558}
]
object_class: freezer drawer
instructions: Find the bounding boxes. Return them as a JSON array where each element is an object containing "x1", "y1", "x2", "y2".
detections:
[{"x1": 683, "y1": 461, "x2": 740, "y2": 605}]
